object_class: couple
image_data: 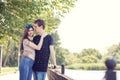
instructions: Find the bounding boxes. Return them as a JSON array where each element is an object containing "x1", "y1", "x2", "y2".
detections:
[{"x1": 19, "y1": 19, "x2": 57, "y2": 80}]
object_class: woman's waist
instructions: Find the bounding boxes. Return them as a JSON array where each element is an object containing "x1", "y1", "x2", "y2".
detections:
[
  {"x1": 23, "y1": 50, "x2": 35, "y2": 60},
  {"x1": 24, "y1": 49, "x2": 35, "y2": 54},
  {"x1": 23, "y1": 56, "x2": 34, "y2": 62}
]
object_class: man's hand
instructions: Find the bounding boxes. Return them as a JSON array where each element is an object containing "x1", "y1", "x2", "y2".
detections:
[
  {"x1": 53, "y1": 68, "x2": 60, "y2": 73},
  {"x1": 52, "y1": 65, "x2": 60, "y2": 73}
]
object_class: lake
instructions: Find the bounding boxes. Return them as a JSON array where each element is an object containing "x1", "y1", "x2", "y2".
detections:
[{"x1": 65, "y1": 69, "x2": 120, "y2": 80}]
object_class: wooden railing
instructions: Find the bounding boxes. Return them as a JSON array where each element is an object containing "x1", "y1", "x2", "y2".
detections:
[{"x1": 47, "y1": 65, "x2": 73, "y2": 80}]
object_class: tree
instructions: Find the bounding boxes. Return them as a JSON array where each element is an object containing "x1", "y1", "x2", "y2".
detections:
[
  {"x1": 0, "y1": 0, "x2": 77, "y2": 39},
  {"x1": 81, "y1": 55, "x2": 99, "y2": 63},
  {"x1": 0, "y1": 0, "x2": 77, "y2": 67},
  {"x1": 80, "y1": 48, "x2": 102, "y2": 63},
  {"x1": 55, "y1": 47, "x2": 69, "y2": 65},
  {"x1": 1, "y1": 37, "x2": 19, "y2": 67},
  {"x1": 51, "y1": 31, "x2": 61, "y2": 48},
  {"x1": 105, "y1": 43, "x2": 120, "y2": 63},
  {"x1": 51, "y1": 31, "x2": 69, "y2": 65}
]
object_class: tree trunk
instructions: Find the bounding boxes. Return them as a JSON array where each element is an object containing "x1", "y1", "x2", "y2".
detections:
[{"x1": 2, "y1": 39, "x2": 10, "y2": 67}]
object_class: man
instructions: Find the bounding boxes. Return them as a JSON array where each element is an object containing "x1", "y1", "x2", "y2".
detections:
[{"x1": 33, "y1": 19, "x2": 57, "y2": 80}]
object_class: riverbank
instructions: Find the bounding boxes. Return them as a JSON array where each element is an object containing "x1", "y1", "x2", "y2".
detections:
[{"x1": 66, "y1": 63, "x2": 120, "y2": 70}]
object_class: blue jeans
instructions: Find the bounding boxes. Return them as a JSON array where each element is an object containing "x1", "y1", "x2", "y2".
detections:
[
  {"x1": 33, "y1": 71, "x2": 47, "y2": 80},
  {"x1": 19, "y1": 56, "x2": 34, "y2": 80}
]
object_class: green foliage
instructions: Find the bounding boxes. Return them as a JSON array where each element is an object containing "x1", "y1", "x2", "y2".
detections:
[
  {"x1": 66, "y1": 63, "x2": 105, "y2": 70},
  {"x1": 0, "y1": 0, "x2": 77, "y2": 39},
  {"x1": 79, "y1": 48, "x2": 102, "y2": 63},
  {"x1": 51, "y1": 31, "x2": 61, "y2": 47},
  {"x1": 55, "y1": 47, "x2": 68, "y2": 65},
  {"x1": 116, "y1": 63, "x2": 120, "y2": 70},
  {"x1": 51, "y1": 31, "x2": 72, "y2": 65},
  {"x1": 7, "y1": 46, "x2": 18, "y2": 67},
  {"x1": 80, "y1": 48, "x2": 102, "y2": 59},
  {"x1": 0, "y1": 0, "x2": 77, "y2": 67},
  {"x1": 66, "y1": 63, "x2": 120, "y2": 70},
  {"x1": 2, "y1": 38, "x2": 19, "y2": 67},
  {"x1": 80, "y1": 55, "x2": 99, "y2": 63},
  {"x1": 65, "y1": 53, "x2": 79, "y2": 65},
  {"x1": 105, "y1": 43, "x2": 120, "y2": 63}
]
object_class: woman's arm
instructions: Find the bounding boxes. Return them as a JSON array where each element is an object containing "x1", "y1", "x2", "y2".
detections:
[{"x1": 24, "y1": 34, "x2": 45, "y2": 50}]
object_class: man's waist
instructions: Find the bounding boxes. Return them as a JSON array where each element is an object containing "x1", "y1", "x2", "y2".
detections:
[
  {"x1": 32, "y1": 66, "x2": 48, "y2": 72},
  {"x1": 34, "y1": 61, "x2": 49, "y2": 65}
]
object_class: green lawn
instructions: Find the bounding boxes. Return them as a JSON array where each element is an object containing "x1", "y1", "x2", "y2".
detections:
[
  {"x1": 0, "y1": 67, "x2": 18, "y2": 75},
  {"x1": 66, "y1": 63, "x2": 120, "y2": 70}
]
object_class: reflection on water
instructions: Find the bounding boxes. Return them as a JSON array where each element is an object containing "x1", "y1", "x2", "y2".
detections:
[{"x1": 65, "y1": 69, "x2": 120, "y2": 80}]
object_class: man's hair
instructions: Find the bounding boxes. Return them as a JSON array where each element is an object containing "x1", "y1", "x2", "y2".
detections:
[{"x1": 34, "y1": 19, "x2": 45, "y2": 29}]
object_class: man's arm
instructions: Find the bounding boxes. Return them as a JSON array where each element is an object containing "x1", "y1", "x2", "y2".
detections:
[{"x1": 49, "y1": 45, "x2": 57, "y2": 68}]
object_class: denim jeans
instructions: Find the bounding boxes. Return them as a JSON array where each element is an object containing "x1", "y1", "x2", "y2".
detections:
[
  {"x1": 19, "y1": 56, "x2": 34, "y2": 80},
  {"x1": 33, "y1": 71, "x2": 47, "y2": 80}
]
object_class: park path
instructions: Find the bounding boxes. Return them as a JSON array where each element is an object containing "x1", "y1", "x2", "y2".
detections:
[
  {"x1": 0, "y1": 72, "x2": 19, "y2": 80},
  {"x1": 0, "y1": 70, "x2": 104, "y2": 80},
  {"x1": 1, "y1": 69, "x2": 120, "y2": 80},
  {"x1": 0, "y1": 71, "x2": 48, "y2": 80}
]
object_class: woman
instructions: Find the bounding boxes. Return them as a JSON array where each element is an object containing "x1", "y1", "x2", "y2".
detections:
[{"x1": 19, "y1": 24, "x2": 45, "y2": 80}]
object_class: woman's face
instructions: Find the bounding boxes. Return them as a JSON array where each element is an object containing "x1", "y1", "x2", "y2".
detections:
[{"x1": 27, "y1": 27, "x2": 34, "y2": 37}]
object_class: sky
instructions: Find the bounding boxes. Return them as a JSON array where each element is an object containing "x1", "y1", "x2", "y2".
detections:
[{"x1": 57, "y1": 0, "x2": 120, "y2": 53}]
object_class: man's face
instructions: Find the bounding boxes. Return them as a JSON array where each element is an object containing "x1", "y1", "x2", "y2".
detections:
[{"x1": 34, "y1": 23, "x2": 41, "y2": 33}]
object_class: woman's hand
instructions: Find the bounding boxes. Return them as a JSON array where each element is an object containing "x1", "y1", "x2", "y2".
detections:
[{"x1": 41, "y1": 33, "x2": 47, "y2": 38}]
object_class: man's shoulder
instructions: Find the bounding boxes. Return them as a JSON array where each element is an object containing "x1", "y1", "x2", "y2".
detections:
[{"x1": 46, "y1": 34, "x2": 52, "y2": 38}]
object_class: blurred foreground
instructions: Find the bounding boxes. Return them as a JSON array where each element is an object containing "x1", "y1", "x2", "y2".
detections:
[{"x1": 1, "y1": 69, "x2": 120, "y2": 80}]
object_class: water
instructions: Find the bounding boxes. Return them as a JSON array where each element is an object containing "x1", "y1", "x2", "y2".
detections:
[{"x1": 65, "y1": 69, "x2": 120, "y2": 80}]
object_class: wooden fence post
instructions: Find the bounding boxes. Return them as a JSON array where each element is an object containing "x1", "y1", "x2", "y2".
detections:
[
  {"x1": 61, "y1": 64, "x2": 65, "y2": 74},
  {"x1": 104, "y1": 58, "x2": 117, "y2": 80}
]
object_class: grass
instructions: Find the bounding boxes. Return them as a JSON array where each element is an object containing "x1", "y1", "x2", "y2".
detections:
[
  {"x1": 0, "y1": 67, "x2": 18, "y2": 75},
  {"x1": 66, "y1": 63, "x2": 120, "y2": 70}
]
